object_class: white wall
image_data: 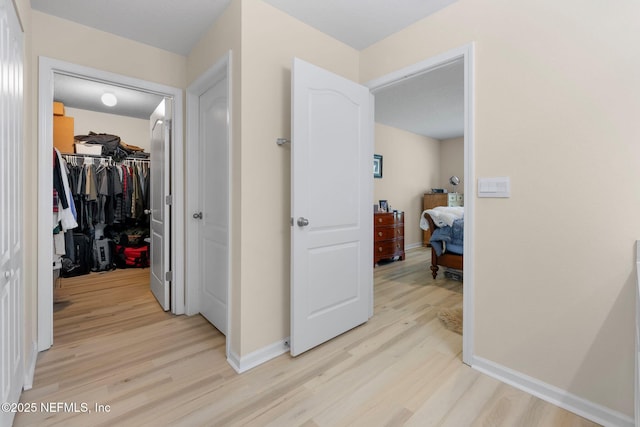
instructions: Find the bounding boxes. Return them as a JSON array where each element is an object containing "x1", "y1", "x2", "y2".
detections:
[
  {"x1": 362, "y1": 0, "x2": 638, "y2": 418},
  {"x1": 66, "y1": 107, "x2": 151, "y2": 152}
]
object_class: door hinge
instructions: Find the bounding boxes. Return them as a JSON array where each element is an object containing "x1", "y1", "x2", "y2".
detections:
[
  {"x1": 165, "y1": 195, "x2": 173, "y2": 206},
  {"x1": 165, "y1": 271, "x2": 173, "y2": 282}
]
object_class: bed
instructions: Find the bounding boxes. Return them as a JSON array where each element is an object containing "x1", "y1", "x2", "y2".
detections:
[{"x1": 421, "y1": 207, "x2": 464, "y2": 279}]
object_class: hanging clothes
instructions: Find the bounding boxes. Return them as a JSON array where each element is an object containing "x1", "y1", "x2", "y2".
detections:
[{"x1": 53, "y1": 148, "x2": 78, "y2": 231}]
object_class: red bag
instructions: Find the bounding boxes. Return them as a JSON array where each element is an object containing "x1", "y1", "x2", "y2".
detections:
[{"x1": 115, "y1": 245, "x2": 149, "y2": 268}]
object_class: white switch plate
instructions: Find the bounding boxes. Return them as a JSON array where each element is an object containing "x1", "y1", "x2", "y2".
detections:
[{"x1": 478, "y1": 177, "x2": 510, "y2": 198}]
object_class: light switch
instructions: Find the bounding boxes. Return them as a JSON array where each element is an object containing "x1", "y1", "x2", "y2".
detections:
[{"x1": 478, "y1": 177, "x2": 510, "y2": 198}]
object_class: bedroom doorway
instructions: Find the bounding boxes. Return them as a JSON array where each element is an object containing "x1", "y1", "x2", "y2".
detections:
[{"x1": 366, "y1": 44, "x2": 475, "y2": 365}]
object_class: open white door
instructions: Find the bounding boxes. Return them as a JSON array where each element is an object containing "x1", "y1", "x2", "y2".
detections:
[
  {"x1": 150, "y1": 98, "x2": 171, "y2": 310},
  {"x1": 290, "y1": 58, "x2": 373, "y2": 356}
]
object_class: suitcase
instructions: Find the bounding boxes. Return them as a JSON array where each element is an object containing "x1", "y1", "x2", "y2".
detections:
[
  {"x1": 61, "y1": 233, "x2": 92, "y2": 277},
  {"x1": 93, "y1": 238, "x2": 115, "y2": 271},
  {"x1": 115, "y1": 244, "x2": 149, "y2": 268}
]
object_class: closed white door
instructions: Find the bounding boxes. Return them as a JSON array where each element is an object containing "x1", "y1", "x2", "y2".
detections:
[
  {"x1": 197, "y1": 77, "x2": 229, "y2": 334},
  {"x1": 290, "y1": 58, "x2": 373, "y2": 356},
  {"x1": 150, "y1": 99, "x2": 172, "y2": 310},
  {"x1": 0, "y1": 0, "x2": 24, "y2": 424}
]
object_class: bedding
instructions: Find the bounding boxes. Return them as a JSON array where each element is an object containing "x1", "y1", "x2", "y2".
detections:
[
  {"x1": 421, "y1": 209, "x2": 465, "y2": 279},
  {"x1": 429, "y1": 218, "x2": 464, "y2": 256},
  {"x1": 419, "y1": 206, "x2": 463, "y2": 230}
]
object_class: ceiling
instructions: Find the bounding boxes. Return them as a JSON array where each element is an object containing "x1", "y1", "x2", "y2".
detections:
[
  {"x1": 54, "y1": 74, "x2": 164, "y2": 120},
  {"x1": 30, "y1": 0, "x2": 232, "y2": 56},
  {"x1": 35, "y1": 0, "x2": 463, "y2": 139},
  {"x1": 261, "y1": 0, "x2": 458, "y2": 50},
  {"x1": 374, "y1": 60, "x2": 464, "y2": 140}
]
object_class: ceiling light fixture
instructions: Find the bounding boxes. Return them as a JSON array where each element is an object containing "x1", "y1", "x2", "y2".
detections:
[{"x1": 101, "y1": 92, "x2": 117, "y2": 107}]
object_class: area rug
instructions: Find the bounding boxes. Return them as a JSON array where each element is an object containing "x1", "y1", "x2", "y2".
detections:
[{"x1": 437, "y1": 307, "x2": 463, "y2": 335}]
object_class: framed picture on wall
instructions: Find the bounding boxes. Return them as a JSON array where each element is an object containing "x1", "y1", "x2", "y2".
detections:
[{"x1": 373, "y1": 154, "x2": 383, "y2": 178}]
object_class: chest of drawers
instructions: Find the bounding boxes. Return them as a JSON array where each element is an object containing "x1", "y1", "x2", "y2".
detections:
[{"x1": 374, "y1": 211, "x2": 405, "y2": 266}]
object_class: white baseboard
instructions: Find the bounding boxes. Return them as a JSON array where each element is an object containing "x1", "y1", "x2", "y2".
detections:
[
  {"x1": 23, "y1": 340, "x2": 38, "y2": 390},
  {"x1": 472, "y1": 356, "x2": 634, "y2": 427},
  {"x1": 227, "y1": 338, "x2": 290, "y2": 374}
]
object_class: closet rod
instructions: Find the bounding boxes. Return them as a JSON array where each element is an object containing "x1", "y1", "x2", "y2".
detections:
[{"x1": 61, "y1": 153, "x2": 150, "y2": 163}]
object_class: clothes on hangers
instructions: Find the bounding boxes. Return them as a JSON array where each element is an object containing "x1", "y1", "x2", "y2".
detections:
[{"x1": 60, "y1": 154, "x2": 150, "y2": 229}]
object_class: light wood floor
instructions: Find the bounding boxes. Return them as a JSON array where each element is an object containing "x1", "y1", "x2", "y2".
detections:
[{"x1": 16, "y1": 249, "x2": 600, "y2": 427}]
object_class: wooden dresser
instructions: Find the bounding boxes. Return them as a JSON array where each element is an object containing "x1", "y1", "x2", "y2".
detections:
[{"x1": 374, "y1": 211, "x2": 405, "y2": 266}]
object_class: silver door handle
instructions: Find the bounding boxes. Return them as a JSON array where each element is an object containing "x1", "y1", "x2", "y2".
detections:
[
  {"x1": 144, "y1": 209, "x2": 151, "y2": 215},
  {"x1": 193, "y1": 212, "x2": 203, "y2": 219},
  {"x1": 297, "y1": 217, "x2": 309, "y2": 227}
]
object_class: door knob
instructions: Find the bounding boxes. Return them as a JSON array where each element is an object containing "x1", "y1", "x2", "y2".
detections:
[
  {"x1": 143, "y1": 209, "x2": 151, "y2": 215},
  {"x1": 297, "y1": 217, "x2": 309, "y2": 227},
  {"x1": 193, "y1": 212, "x2": 203, "y2": 219}
]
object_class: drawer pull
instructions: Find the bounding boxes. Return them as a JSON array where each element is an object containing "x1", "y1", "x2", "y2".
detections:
[
  {"x1": 378, "y1": 218, "x2": 383, "y2": 223},
  {"x1": 378, "y1": 247, "x2": 383, "y2": 252},
  {"x1": 378, "y1": 232, "x2": 383, "y2": 237},
  {"x1": 397, "y1": 229, "x2": 401, "y2": 235}
]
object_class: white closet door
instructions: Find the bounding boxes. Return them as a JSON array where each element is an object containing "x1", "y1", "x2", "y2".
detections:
[
  {"x1": 197, "y1": 77, "x2": 229, "y2": 334},
  {"x1": 0, "y1": 0, "x2": 24, "y2": 425}
]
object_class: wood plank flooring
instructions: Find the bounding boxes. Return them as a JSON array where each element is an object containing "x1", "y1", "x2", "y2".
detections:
[{"x1": 15, "y1": 249, "x2": 600, "y2": 426}]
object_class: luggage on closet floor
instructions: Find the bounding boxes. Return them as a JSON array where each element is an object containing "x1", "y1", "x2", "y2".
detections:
[
  {"x1": 115, "y1": 244, "x2": 149, "y2": 268},
  {"x1": 93, "y1": 238, "x2": 116, "y2": 272},
  {"x1": 61, "y1": 233, "x2": 92, "y2": 277}
]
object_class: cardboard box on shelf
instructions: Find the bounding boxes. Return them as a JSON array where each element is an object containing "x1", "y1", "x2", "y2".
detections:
[
  {"x1": 74, "y1": 143, "x2": 102, "y2": 155},
  {"x1": 53, "y1": 101, "x2": 65, "y2": 116},
  {"x1": 53, "y1": 115, "x2": 75, "y2": 153}
]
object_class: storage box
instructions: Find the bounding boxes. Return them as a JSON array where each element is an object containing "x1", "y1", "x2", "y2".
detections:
[
  {"x1": 53, "y1": 101, "x2": 65, "y2": 116},
  {"x1": 75, "y1": 143, "x2": 103, "y2": 155},
  {"x1": 53, "y1": 115, "x2": 75, "y2": 153}
]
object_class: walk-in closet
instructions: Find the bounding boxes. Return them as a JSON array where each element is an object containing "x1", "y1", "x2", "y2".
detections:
[{"x1": 51, "y1": 74, "x2": 165, "y2": 339}]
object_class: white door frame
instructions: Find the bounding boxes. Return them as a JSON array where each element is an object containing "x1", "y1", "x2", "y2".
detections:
[
  {"x1": 365, "y1": 43, "x2": 475, "y2": 365},
  {"x1": 185, "y1": 52, "x2": 233, "y2": 361},
  {"x1": 37, "y1": 57, "x2": 185, "y2": 351}
]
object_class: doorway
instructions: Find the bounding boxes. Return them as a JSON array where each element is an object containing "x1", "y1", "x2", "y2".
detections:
[
  {"x1": 37, "y1": 57, "x2": 185, "y2": 352},
  {"x1": 365, "y1": 44, "x2": 475, "y2": 364}
]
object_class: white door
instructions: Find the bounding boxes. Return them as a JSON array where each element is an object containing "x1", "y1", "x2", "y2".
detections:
[
  {"x1": 150, "y1": 99, "x2": 172, "y2": 310},
  {"x1": 0, "y1": 0, "x2": 24, "y2": 424},
  {"x1": 197, "y1": 77, "x2": 229, "y2": 334},
  {"x1": 290, "y1": 58, "x2": 373, "y2": 356}
]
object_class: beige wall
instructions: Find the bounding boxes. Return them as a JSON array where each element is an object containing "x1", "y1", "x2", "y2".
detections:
[
  {"x1": 439, "y1": 137, "x2": 464, "y2": 193},
  {"x1": 374, "y1": 123, "x2": 440, "y2": 248},
  {"x1": 239, "y1": 0, "x2": 360, "y2": 354},
  {"x1": 66, "y1": 107, "x2": 151, "y2": 152},
  {"x1": 362, "y1": 0, "x2": 638, "y2": 416}
]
